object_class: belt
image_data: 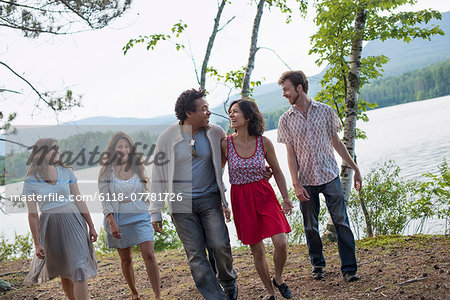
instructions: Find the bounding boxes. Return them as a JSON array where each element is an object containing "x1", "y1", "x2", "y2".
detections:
[{"x1": 118, "y1": 199, "x2": 134, "y2": 204}]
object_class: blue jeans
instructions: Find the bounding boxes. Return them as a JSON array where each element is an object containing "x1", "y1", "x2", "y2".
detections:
[
  {"x1": 301, "y1": 177, "x2": 357, "y2": 274},
  {"x1": 172, "y1": 192, "x2": 237, "y2": 299}
]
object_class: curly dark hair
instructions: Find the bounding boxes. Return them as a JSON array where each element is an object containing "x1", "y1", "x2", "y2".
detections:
[
  {"x1": 228, "y1": 98, "x2": 265, "y2": 136},
  {"x1": 278, "y1": 70, "x2": 309, "y2": 94},
  {"x1": 175, "y1": 89, "x2": 206, "y2": 122}
]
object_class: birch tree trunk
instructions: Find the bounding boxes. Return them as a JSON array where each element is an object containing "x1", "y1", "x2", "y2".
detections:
[
  {"x1": 341, "y1": 3, "x2": 366, "y2": 201},
  {"x1": 200, "y1": 0, "x2": 227, "y2": 89},
  {"x1": 241, "y1": 0, "x2": 265, "y2": 98},
  {"x1": 323, "y1": 2, "x2": 367, "y2": 242}
]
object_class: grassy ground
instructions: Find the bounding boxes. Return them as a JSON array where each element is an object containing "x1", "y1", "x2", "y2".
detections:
[{"x1": 0, "y1": 234, "x2": 449, "y2": 299}]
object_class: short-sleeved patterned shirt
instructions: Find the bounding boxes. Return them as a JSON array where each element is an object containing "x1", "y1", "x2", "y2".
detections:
[{"x1": 277, "y1": 100, "x2": 342, "y2": 186}]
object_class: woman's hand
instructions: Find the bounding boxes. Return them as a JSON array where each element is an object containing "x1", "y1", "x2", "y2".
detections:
[
  {"x1": 89, "y1": 227, "x2": 98, "y2": 242},
  {"x1": 109, "y1": 218, "x2": 121, "y2": 239},
  {"x1": 35, "y1": 244, "x2": 46, "y2": 259},
  {"x1": 282, "y1": 198, "x2": 294, "y2": 215}
]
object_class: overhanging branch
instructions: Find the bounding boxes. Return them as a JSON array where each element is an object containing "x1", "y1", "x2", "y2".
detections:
[{"x1": 0, "y1": 61, "x2": 56, "y2": 111}]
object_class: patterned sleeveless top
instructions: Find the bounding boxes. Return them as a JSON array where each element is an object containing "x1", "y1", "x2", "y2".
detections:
[{"x1": 227, "y1": 135, "x2": 265, "y2": 185}]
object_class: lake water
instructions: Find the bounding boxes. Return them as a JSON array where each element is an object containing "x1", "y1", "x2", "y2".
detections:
[{"x1": 2, "y1": 96, "x2": 449, "y2": 245}]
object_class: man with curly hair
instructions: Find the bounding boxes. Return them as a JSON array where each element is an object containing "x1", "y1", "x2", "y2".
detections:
[{"x1": 150, "y1": 89, "x2": 238, "y2": 300}]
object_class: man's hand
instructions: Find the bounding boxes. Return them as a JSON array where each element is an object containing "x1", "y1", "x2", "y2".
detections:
[
  {"x1": 354, "y1": 169, "x2": 363, "y2": 191},
  {"x1": 89, "y1": 227, "x2": 98, "y2": 243},
  {"x1": 294, "y1": 183, "x2": 310, "y2": 202},
  {"x1": 262, "y1": 166, "x2": 273, "y2": 181},
  {"x1": 152, "y1": 221, "x2": 163, "y2": 233},
  {"x1": 282, "y1": 198, "x2": 294, "y2": 215},
  {"x1": 223, "y1": 206, "x2": 231, "y2": 222}
]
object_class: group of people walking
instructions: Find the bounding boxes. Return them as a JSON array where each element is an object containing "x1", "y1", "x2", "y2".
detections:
[{"x1": 23, "y1": 70, "x2": 362, "y2": 299}]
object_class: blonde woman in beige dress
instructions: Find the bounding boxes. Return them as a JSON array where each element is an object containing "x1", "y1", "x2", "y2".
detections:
[{"x1": 23, "y1": 138, "x2": 98, "y2": 300}]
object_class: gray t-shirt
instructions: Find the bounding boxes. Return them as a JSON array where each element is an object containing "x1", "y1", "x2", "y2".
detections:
[{"x1": 173, "y1": 128, "x2": 218, "y2": 199}]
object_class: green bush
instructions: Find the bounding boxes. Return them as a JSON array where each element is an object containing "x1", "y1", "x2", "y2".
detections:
[
  {"x1": 95, "y1": 227, "x2": 115, "y2": 255},
  {"x1": 0, "y1": 233, "x2": 33, "y2": 261},
  {"x1": 348, "y1": 161, "x2": 418, "y2": 237},
  {"x1": 348, "y1": 159, "x2": 450, "y2": 238},
  {"x1": 153, "y1": 210, "x2": 182, "y2": 252},
  {"x1": 414, "y1": 159, "x2": 450, "y2": 233}
]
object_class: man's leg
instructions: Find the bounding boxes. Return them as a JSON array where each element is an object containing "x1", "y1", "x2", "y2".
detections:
[
  {"x1": 207, "y1": 247, "x2": 217, "y2": 275},
  {"x1": 198, "y1": 193, "x2": 237, "y2": 296},
  {"x1": 322, "y1": 177, "x2": 357, "y2": 275},
  {"x1": 172, "y1": 210, "x2": 227, "y2": 300},
  {"x1": 301, "y1": 185, "x2": 326, "y2": 269}
]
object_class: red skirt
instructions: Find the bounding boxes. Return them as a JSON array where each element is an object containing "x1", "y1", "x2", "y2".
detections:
[{"x1": 231, "y1": 179, "x2": 291, "y2": 245}]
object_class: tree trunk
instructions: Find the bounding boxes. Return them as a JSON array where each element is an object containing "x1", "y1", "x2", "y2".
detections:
[
  {"x1": 358, "y1": 189, "x2": 373, "y2": 237},
  {"x1": 200, "y1": 0, "x2": 227, "y2": 89},
  {"x1": 323, "y1": 3, "x2": 367, "y2": 242},
  {"x1": 340, "y1": 3, "x2": 366, "y2": 202},
  {"x1": 241, "y1": 0, "x2": 265, "y2": 98}
]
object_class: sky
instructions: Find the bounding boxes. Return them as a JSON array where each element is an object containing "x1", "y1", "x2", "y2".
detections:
[{"x1": 2, "y1": 0, "x2": 450, "y2": 125}]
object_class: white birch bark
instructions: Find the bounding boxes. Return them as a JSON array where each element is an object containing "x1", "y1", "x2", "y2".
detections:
[
  {"x1": 241, "y1": 0, "x2": 265, "y2": 98},
  {"x1": 200, "y1": 0, "x2": 227, "y2": 89},
  {"x1": 323, "y1": 2, "x2": 367, "y2": 241}
]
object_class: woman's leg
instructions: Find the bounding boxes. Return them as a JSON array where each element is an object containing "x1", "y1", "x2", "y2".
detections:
[
  {"x1": 117, "y1": 247, "x2": 139, "y2": 297},
  {"x1": 61, "y1": 278, "x2": 75, "y2": 300},
  {"x1": 139, "y1": 241, "x2": 161, "y2": 300},
  {"x1": 250, "y1": 241, "x2": 275, "y2": 297},
  {"x1": 272, "y1": 233, "x2": 288, "y2": 285},
  {"x1": 72, "y1": 280, "x2": 89, "y2": 300}
]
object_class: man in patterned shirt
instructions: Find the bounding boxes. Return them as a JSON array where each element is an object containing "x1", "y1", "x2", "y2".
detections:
[{"x1": 277, "y1": 70, "x2": 362, "y2": 282}]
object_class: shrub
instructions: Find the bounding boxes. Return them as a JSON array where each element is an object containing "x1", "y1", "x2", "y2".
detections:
[
  {"x1": 0, "y1": 233, "x2": 33, "y2": 261},
  {"x1": 348, "y1": 159, "x2": 449, "y2": 238},
  {"x1": 348, "y1": 160, "x2": 418, "y2": 237},
  {"x1": 153, "y1": 210, "x2": 182, "y2": 252},
  {"x1": 414, "y1": 158, "x2": 450, "y2": 233}
]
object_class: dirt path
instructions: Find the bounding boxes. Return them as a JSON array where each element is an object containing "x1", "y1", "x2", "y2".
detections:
[{"x1": 1, "y1": 235, "x2": 449, "y2": 299}]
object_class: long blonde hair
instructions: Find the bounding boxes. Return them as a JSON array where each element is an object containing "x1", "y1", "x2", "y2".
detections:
[
  {"x1": 98, "y1": 132, "x2": 149, "y2": 191},
  {"x1": 26, "y1": 138, "x2": 70, "y2": 183}
]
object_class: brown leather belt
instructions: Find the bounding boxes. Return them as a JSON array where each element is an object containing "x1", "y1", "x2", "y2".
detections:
[{"x1": 118, "y1": 199, "x2": 134, "y2": 204}]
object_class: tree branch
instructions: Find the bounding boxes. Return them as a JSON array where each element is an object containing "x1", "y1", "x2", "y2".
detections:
[
  {"x1": 184, "y1": 38, "x2": 200, "y2": 86},
  {"x1": 0, "y1": 61, "x2": 56, "y2": 111},
  {"x1": 0, "y1": 22, "x2": 89, "y2": 36},
  {"x1": 258, "y1": 46, "x2": 292, "y2": 70},
  {"x1": 210, "y1": 111, "x2": 228, "y2": 120},
  {"x1": 398, "y1": 277, "x2": 427, "y2": 285},
  {"x1": 0, "y1": 138, "x2": 32, "y2": 150},
  {"x1": 0, "y1": 1, "x2": 63, "y2": 13},
  {"x1": 59, "y1": 0, "x2": 95, "y2": 28},
  {"x1": 200, "y1": 0, "x2": 228, "y2": 89},
  {"x1": 218, "y1": 16, "x2": 235, "y2": 32},
  {"x1": 242, "y1": 0, "x2": 266, "y2": 98},
  {"x1": 0, "y1": 89, "x2": 20, "y2": 94}
]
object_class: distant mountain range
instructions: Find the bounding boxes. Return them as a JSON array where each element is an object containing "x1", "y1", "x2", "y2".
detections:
[{"x1": 70, "y1": 11, "x2": 450, "y2": 126}]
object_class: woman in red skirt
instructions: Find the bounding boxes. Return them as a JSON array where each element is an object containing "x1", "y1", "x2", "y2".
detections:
[{"x1": 221, "y1": 99, "x2": 294, "y2": 300}]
